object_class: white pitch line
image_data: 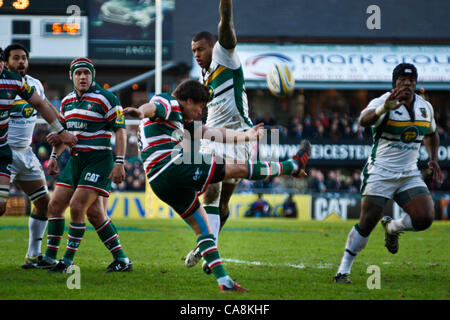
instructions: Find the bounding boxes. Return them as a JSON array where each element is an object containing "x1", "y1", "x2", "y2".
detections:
[{"x1": 222, "y1": 258, "x2": 333, "y2": 269}]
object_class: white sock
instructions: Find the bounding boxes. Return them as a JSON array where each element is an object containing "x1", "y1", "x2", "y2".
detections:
[
  {"x1": 27, "y1": 215, "x2": 48, "y2": 257},
  {"x1": 387, "y1": 214, "x2": 415, "y2": 233},
  {"x1": 337, "y1": 226, "x2": 369, "y2": 275},
  {"x1": 217, "y1": 275, "x2": 234, "y2": 287},
  {"x1": 207, "y1": 213, "x2": 221, "y2": 246}
]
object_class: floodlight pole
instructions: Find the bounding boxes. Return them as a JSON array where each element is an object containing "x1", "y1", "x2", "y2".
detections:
[{"x1": 155, "y1": 0, "x2": 162, "y2": 94}]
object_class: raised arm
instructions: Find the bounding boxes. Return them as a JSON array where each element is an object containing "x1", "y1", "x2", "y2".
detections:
[
  {"x1": 218, "y1": 0, "x2": 237, "y2": 49},
  {"x1": 359, "y1": 87, "x2": 407, "y2": 127}
]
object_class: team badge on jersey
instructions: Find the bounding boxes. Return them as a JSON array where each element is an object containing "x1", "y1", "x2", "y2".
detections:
[
  {"x1": 22, "y1": 106, "x2": 35, "y2": 118},
  {"x1": 115, "y1": 108, "x2": 125, "y2": 125},
  {"x1": 400, "y1": 126, "x2": 418, "y2": 143},
  {"x1": 420, "y1": 108, "x2": 427, "y2": 118},
  {"x1": 23, "y1": 82, "x2": 33, "y2": 94}
]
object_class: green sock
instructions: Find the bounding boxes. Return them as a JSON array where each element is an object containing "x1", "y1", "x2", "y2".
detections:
[
  {"x1": 247, "y1": 159, "x2": 298, "y2": 180},
  {"x1": 95, "y1": 219, "x2": 128, "y2": 262},
  {"x1": 197, "y1": 234, "x2": 227, "y2": 280},
  {"x1": 61, "y1": 222, "x2": 86, "y2": 265},
  {"x1": 44, "y1": 217, "x2": 65, "y2": 262}
]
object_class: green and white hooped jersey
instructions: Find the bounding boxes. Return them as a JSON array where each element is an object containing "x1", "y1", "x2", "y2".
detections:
[
  {"x1": 200, "y1": 42, "x2": 253, "y2": 130},
  {"x1": 9, "y1": 75, "x2": 46, "y2": 148},
  {"x1": 59, "y1": 84, "x2": 126, "y2": 153},
  {"x1": 363, "y1": 92, "x2": 437, "y2": 172},
  {"x1": 0, "y1": 68, "x2": 35, "y2": 148},
  {"x1": 138, "y1": 93, "x2": 192, "y2": 178}
]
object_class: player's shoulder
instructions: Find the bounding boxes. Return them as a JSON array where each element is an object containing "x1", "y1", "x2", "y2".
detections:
[
  {"x1": 24, "y1": 74, "x2": 42, "y2": 85},
  {"x1": 1, "y1": 68, "x2": 22, "y2": 81},
  {"x1": 91, "y1": 84, "x2": 120, "y2": 105},
  {"x1": 61, "y1": 91, "x2": 76, "y2": 106},
  {"x1": 415, "y1": 94, "x2": 432, "y2": 108},
  {"x1": 151, "y1": 92, "x2": 177, "y2": 104},
  {"x1": 213, "y1": 41, "x2": 241, "y2": 69}
]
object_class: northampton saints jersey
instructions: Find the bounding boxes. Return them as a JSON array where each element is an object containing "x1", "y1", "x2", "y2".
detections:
[
  {"x1": 138, "y1": 93, "x2": 194, "y2": 177},
  {"x1": 0, "y1": 68, "x2": 35, "y2": 148},
  {"x1": 9, "y1": 74, "x2": 46, "y2": 148},
  {"x1": 362, "y1": 92, "x2": 437, "y2": 172},
  {"x1": 59, "y1": 83, "x2": 125, "y2": 153},
  {"x1": 200, "y1": 42, "x2": 253, "y2": 130}
]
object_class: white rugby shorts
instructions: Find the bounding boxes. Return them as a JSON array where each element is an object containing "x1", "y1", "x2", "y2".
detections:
[
  {"x1": 361, "y1": 163, "x2": 427, "y2": 199},
  {"x1": 10, "y1": 146, "x2": 46, "y2": 182}
]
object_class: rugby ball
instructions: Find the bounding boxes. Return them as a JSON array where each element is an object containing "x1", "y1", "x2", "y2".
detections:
[{"x1": 266, "y1": 63, "x2": 295, "y2": 97}]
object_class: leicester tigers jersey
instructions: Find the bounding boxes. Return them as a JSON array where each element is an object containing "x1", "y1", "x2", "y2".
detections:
[
  {"x1": 362, "y1": 92, "x2": 437, "y2": 172},
  {"x1": 139, "y1": 93, "x2": 196, "y2": 178},
  {"x1": 0, "y1": 68, "x2": 35, "y2": 148},
  {"x1": 59, "y1": 83, "x2": 125, "y2": 153},
  {"x1": 9, "y1": 74, "x2": 46, "y2": 148},
  {"x1": 200, "y1": 42, "x2": 253, "y2": 130}
]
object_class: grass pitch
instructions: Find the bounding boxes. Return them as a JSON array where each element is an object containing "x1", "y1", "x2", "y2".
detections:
[{"x1": 0, "y1": 217, "x2": 449, "y2": 300}]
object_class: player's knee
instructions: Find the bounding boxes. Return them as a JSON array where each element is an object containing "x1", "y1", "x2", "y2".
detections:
[
  {"x1": 203, "y1": 184, "x2": 220, "y2": 205},
  {"x1": 0, "y1": 186, "x2": 9, "y2": 217},
  {"x1": 0, "y1": 201, "x2": 7, "y2": 217},
  {"x1": 69, "y1": 201, "x2": 85, "y2": 220},
  {"x1": 47, "y1": 198, "x2": 66, "y2": 218},
  {"x1": 32, "y1": 195, "x2": 50, "y2": 217},
  {"x1": 412, "y1": 215, "x2": 434, "y2": 231},
  {"x1": 86, "y1": 207, "x2": 105, "y2": 227}
]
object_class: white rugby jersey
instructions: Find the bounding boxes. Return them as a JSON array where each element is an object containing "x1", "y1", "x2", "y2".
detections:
[
  {"x1": 362, "y1": 92, "x2": 436, "y2": 172},
  {"x1": 200, "y1": 42, "x2": 253, "y2": 130},
  {"x1": 9, "y1": 75, "x2": 46, "y2": 147}
]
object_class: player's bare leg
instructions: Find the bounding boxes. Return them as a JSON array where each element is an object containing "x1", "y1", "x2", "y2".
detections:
[
  {"x1": 16, "y1": 179, "x2": 50, "y2": 268},
  {"x1": 335, "y1": 197, "x2": 385, "y2": 283},
  {"x1": 382, "y1": 192, "x2": 434, "y2": 254}
]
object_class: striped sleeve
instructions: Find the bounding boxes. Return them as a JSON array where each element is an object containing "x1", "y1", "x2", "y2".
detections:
[
  {"x1": 104, "y1": 94, "x2": 126, "y2": 130},
  {"x1": 150, "y1": 95, "x2": 172, "y2": 120},
  {"x1": 18, "y1": 77, "x2": 35, "y2": 101}
]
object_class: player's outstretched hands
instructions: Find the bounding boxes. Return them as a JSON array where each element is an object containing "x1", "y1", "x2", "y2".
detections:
[
  {"x1": 46, "y1": 158, "x2": 60, "y2": 175},
  {"x1": 384, "y1": 87, "x2": 408, "y2": 110},
  {"x1": 46, "y1": 132, "x2": 61, "y2": 146},
  {"x1": 244, "y1": 122, "x2": 265, "y2": 141},
  {"x1": 59, "y1": 130, "x2": 78, "y2": 147},
  {"x1": 123, "y1": 107, "x2": 144, "y2": 119},
  {"x1": 428, "y1": 160, "x2": 444, "y2": 185}
]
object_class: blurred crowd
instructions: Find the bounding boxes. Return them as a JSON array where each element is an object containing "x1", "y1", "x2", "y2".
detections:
[
  {"x1": 24, "y1": 104, "x2": 450, "y2": 195},
  {"x1": 254, "y1": 110, "x2": 449, "y2": 143}
]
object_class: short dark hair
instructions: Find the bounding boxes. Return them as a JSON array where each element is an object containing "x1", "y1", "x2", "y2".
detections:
[
  {"x1": 192, "y1": 31, "x2": 216, "y2": 45},
  {"x1": 4, "y1": 43, "x2": 29, "y2": 61},
  {"x1": 172, "y1": 79, "x2": 211, "y2": 104},
  {"x1": 0, "y1": 47, "x2": 5, "y2": 62}
]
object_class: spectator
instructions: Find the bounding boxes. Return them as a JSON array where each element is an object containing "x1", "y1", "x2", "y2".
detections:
[
  {"x1": 325, "y1": 170, "x2": 340, "y2": 191},
  {"x1": 282, "y1": 194, "x2": 298, "y2": 218},
  {"x1": 245, "y1": 193, "x2": 271, "y2": 218},
  {"x1": 310, "y1": 169, "x2": 327, "y2": 193},
  {"x1": 302, "y1": 115, "x2": 316, "y2": 138},
  {"x1": 328, "y1": 120, "x2": 342, "y2": 142},
  {"x1": 313, "y1": 123, "x2": 326, "y2": 140}
]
